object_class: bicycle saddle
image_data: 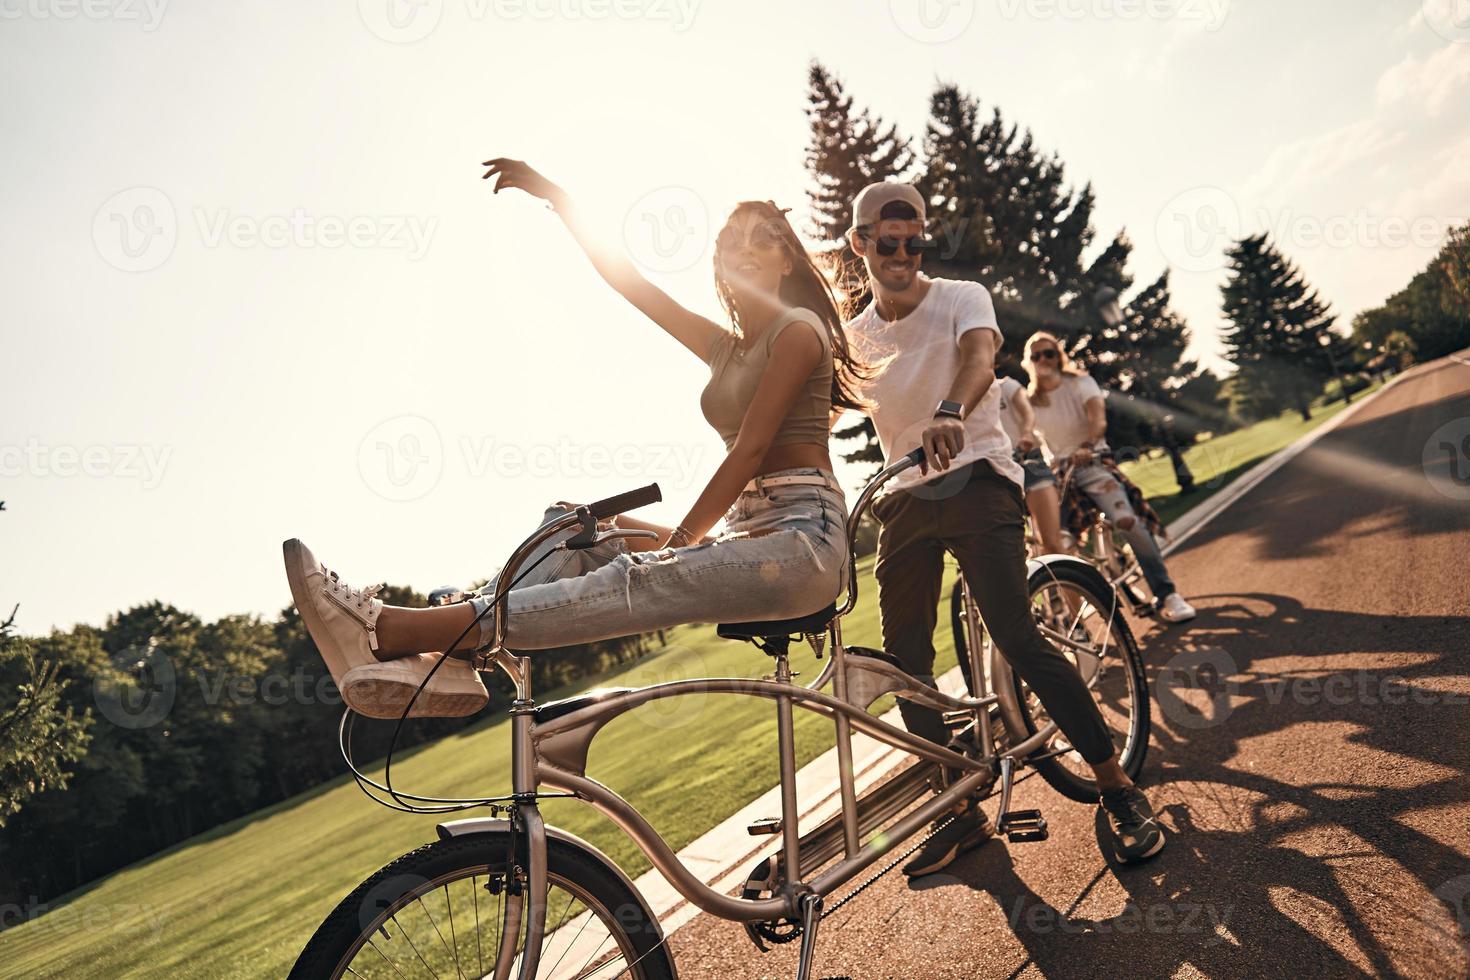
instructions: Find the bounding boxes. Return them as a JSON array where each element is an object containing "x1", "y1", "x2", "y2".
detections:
[{"x1": 717, "y1": 603, "x2": 837, "y2": 642}]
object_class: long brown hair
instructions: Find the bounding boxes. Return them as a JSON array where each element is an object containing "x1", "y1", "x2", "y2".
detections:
[
  {"x1": 713, "y1": 201, "x2": 868, "y2": 413},
  {"x1": 1023, "y1": 330, "x2": 1083, "y2": 407}
]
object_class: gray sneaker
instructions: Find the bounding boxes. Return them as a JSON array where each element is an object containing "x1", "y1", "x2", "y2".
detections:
[
  {"x1": 902, "y1": 808, "x2": 996, "y2": 878},
  {"x1": 1098, "y1": 785, "x2": 1166, "y2": 864}
]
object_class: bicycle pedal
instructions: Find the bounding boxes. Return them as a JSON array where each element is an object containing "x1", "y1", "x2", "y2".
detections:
[
  {"x1": 997, "y1": 809, "x2": 1048, "y2": 842},
  {"x1": 747, "y1": 818, "x2": 782, "y2": 836}
]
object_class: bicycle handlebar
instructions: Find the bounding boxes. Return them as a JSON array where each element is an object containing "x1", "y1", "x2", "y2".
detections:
[
  {"x1": 838, "y1": 447, "x2": 926, "y2": 617},
  {"x1": 588, "y1": 483, "x2": 662, "y2": 520}
]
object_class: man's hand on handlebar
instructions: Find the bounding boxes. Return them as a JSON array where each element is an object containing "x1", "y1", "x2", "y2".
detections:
[{"x1": 919, "y1": 417, "x2": 966, "y2": 475}]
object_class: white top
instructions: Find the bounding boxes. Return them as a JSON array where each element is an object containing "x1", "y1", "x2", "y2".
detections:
[
  {"x1": 996, "y1": 376, "x2": 1052, "y2": 463},
  {"x1": 847, "y1": 276, "x2": 1024, "y2": 492},
  {"x1": 1030, "y1": 372, "x2": 1106, "y2": 459}
]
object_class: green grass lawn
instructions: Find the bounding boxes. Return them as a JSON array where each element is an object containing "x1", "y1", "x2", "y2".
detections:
[
  {"x1": 0, "y1": 557, "x2": 961, "y2": 979},
  {"x1": 1120, "y1": 384, "x2": 1380, "y2": 527},
  {"x1": 0, "y1": 387, "x2": 1383, "y2": 976}
]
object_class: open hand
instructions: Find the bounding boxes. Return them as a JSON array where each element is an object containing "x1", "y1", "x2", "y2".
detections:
[{"x1": 481, "y1": 158, "x2": 564, "y2": 205}]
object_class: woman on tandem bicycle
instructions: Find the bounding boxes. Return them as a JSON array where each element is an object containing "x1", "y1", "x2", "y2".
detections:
[{"x1": 1019, "y1": 332, "x2": 1197, "y2": 625}]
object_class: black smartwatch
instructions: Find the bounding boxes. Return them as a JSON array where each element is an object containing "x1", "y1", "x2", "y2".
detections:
[{"x1": 934, "y1": 399, "x2": 964, "y2": 420}]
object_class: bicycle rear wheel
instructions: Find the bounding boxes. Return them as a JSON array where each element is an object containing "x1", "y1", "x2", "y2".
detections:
[
  {"x1": 1002, "y1": 560, "x2": 1149, "y2": 802},
  {"x1": 290, "y1": 832, "x2": 675, "y2": 980}
]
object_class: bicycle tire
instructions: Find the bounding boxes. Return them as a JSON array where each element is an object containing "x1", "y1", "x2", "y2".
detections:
[
  {"x1": 289, "y1": 832, "x2": 675, "y2": 980},
  {"x1": 1004, "y1": 560, "x2": 1149, "y2": 802}
]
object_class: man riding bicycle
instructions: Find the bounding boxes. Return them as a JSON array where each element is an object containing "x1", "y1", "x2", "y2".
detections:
[{"x1": 843, "y1": 182, "x2": 1167, "y2": 873}]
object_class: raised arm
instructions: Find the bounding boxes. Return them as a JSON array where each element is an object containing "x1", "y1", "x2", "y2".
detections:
[
  {"x1": 482, "y1": 158, "x2": 726, "y2": 361},
  {"x1": 663, "y1": 321, "x2": 825, "y2": 546}
]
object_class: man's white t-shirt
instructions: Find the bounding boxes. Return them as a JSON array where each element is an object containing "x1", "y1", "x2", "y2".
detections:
[
  {"x1": 846, "y1": 276, "x2": 1024, "y2": 493},
  {"x1": 1030, "y1": 373, "x2": 1106, "y2": 459}
]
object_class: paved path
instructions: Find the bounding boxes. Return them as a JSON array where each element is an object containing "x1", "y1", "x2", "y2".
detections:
[{"x1": 668, "y1": 355, "x2": 1470, "y2": 979}]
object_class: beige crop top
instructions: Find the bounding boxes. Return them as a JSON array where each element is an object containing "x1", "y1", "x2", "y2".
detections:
[{"x1": 699, "y1": 308, "x2": 833, "y2": 452}]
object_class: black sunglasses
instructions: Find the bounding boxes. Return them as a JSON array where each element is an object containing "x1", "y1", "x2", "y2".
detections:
[
  {"x1": 863, "y1": 233, "x2": 935, "y2": 258},
  {"x1": 1030, "y1": 349, "x2": 1060, "y2": 362},
  {"x1": 717, "y1": 220, "x2": 786, "y2": 253}
]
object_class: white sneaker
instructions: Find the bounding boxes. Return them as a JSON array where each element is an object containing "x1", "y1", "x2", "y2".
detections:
[
  {"x1": 341, "y1": 653, "x2": 489, "y2": 720},
  {"x1": 1157, "y1": 593, "x2": 1197, "y2": 623},
  {"x1": 283, "y1": 539, "x2": 487, "y2": 719}
]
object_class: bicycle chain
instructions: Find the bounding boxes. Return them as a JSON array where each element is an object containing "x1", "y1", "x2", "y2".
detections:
[{"x1": 819, "y1": 812, "x2": 957, "y2": 921}]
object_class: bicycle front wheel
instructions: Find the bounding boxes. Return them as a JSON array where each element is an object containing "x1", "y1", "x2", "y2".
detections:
[
  {"x1": 290, "y1": 832, "x2": 675, "y2": 980},
  {"x1": 1004, "y1": 559, "x2": 1149, "y2": 802}
]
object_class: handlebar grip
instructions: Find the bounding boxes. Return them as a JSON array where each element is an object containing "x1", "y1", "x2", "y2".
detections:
[
  {"x1": 587, "y1": 483, "x2": 663, "y2": 520},
  {"x1": 903, "y1": 447, "x2": 927, "y2": 467}
]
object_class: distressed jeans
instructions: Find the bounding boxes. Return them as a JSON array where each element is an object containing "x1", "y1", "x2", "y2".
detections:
[
  {"x1": 1070, "y1": 462, "x2": 1176, "y2": 600},
  {"x1": 470, "y1": 469, "x2": 848, "y2": 651}
]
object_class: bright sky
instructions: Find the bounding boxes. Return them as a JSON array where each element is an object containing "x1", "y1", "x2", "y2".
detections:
[{"x1": 4, "y1": 0, "x2": 1468, "y2": 632}]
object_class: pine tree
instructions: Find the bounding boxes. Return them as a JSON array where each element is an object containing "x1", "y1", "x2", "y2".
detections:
[
  {"x1": 804, "y1": 61, "x2": 914, "y2": 470},
  {"x1": 1221, "y1": 234, "x2": 1337, "y2": 421},
  {"x1": 804, "y1": 61, "x2": 913, "y2": 253}
]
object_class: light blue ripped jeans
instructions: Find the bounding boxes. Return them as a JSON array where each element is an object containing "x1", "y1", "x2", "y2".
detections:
[
  {"x1": 470, "y1": 468, "x2": 848, "y2": 651},
  {"x1": 1071, "y1": 462, "x2": 1176, "y2": 600}
]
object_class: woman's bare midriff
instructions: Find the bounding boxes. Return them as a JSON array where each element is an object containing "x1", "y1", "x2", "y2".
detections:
[{"x1": 755, "y1": 442, "x2": 834, "y2": 477}]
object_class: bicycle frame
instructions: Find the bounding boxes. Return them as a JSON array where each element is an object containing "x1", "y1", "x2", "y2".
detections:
[{"x1": 468, "y1": 452, "x2": 1060, "y2": 978}]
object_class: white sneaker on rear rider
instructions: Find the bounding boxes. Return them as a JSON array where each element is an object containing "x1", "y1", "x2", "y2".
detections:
[
  {"x1": 282, "y1": 538, "x2": 488, "y2": 719},
  {"x1": 1157, "y1": 593, "x2": 1197, "y2": 624}
]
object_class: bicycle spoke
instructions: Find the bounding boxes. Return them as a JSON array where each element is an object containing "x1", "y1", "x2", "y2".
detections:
[
  {"x1": 391, "y1": 911, "x2": 439, "y2": 979},
  {"x1": 472, "y1": 875, "x2": 483, "y2": 979}
]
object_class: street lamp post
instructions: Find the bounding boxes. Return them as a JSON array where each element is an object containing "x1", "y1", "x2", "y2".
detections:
[
  {"x1": 1321, "y1": 332, "x2": 1351, "y2": 403},
  {"x1": 1093, "y1": 286, "x2": 1196, "y2": 494}
]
